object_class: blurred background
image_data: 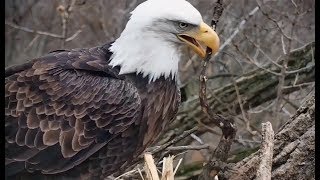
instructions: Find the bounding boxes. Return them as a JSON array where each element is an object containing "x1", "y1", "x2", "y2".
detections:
[{"x1": 5, "y1": 0, "x2": 315, "y2": 179}]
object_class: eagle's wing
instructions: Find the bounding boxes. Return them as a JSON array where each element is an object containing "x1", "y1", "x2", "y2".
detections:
[{"x1": 5, "y1": 45, "x2": 142, "y2": 176}]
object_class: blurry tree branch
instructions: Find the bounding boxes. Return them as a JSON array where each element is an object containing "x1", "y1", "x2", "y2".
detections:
[
  {"x1": 57, "y1": 0, "x2": 77, "y2": 47},
  {"x1": 214, "y1": 6, "x2": 259, "y2": 57},
  {"x1": 5, "y1": 20, "x2": 82, "y2": 42},
  {"x1": 5, "y1": 20, "x2": 64, "y2": 39}
]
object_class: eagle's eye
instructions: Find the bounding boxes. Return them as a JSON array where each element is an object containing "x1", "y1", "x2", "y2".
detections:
[{"x1": 179, "y1": 22, "x2": 189, "y2": 29}]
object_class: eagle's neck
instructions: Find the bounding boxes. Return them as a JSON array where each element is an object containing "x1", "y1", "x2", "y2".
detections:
[{"x1": 108, "y1": 29, "x2": 181, "y2": 83}]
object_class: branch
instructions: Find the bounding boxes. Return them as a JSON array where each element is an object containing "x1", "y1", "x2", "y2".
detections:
[
  {"x1": 214, "y1": 6, "x2": 259, "y2": 58},
  {"x1": 150, "y1": 127, "x2": 199, "y2": 155},
  {"x1": 57, "y1": 0, "x2": 77, "y2": 47},
  {"x1": 5, "y1": 20, "x2": 64, "y2": 38},
  {"x1": 256, "y1": 122, "x2": 274, "y2": 180},
  {"x1": 5, "y1": 20, "x2": 82, "y2": 41},
  {"x1": 198, "y1": 1, "x2": 237, "y2": 179},
  {"x1": 166, "y1": 144, "x2": 210, "y2": 151}
]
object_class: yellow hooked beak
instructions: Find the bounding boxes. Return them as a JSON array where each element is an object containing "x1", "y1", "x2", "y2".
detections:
[{"x1": 177, "y1": 22, "x2": 220, "y2": 58}]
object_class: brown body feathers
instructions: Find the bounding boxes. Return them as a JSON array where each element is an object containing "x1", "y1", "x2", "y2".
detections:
[{"x1": 5, "y1": 43, "x2": 180, "y2": 179}]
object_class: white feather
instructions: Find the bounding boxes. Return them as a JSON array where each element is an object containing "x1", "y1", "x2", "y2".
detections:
[{"x1": 109, "y1": 0, "x2": 203, "y2": 82}]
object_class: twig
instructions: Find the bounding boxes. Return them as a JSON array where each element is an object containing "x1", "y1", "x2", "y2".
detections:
[
  {"x1": 274, "y1": 11, "x2": 299, "y2": 115},
  {"x1": 173, "y1": 158, "x2": 183, "y2": 175},
  {"x1": 166, "y1": 144, "x2": 210, "y2": 151},
  {"x1": 285, "y1": 64, "x2": 314, "y2": 74},
  {"x1": 214, "y1": 6, "x2": 259, "y2": 58},
  {"x1": 191, "y1": 133, "x2": 205, "y2": 145},
  {"x1": 247, "y1": 101, "x2": 276, "y2": 114},
  {"x1": 290, "y1": 0, "x2": 298, "y2": 8},
  {"x1": 234, "y1": 136, "x2": 261, "y2": 147},
  {"x1": 282, "y1": 97, "x2": 299, "y2": 110},
  {"x1": 198, "y1": 1, "x2": 237, "y2": 179},
  {"x1": 150, "y1": 127, "x2": 199, "y2": 155},
  {"x1": 207, "y1": 73, "x2": 239, "y2": 79},
  {"x1": 232, "y1": 43, "x2": 282, "y2": 76},
  {"x1": 24, "y1": 35, "x2": 40, "y2": 52},
  {"x1": 231, "y1": 74, "x2": 258, "y2": 136},
  {"x1": 65, "y1": 29, "x2": 82, "y2": 42},
  {"x1": 256, "y1": 122, "x2": 274, "y2": 180},
  {"x1": 256, "y1": 0, "x2": 292, "y2": 41},
  {"x1": 282, "y1": 82, "x2": 314, "y2": 90},
  {"x1": 138, "y1": 168, "x2": 145, "y2": 180},
  {"x1": 114, "y1": 169, "x2": 139, "y2": 180},
  {"x1": 241, "y1": 32, "x2": 283, "y2": 68},
  {"x1": 5, "y1": 20, "x2": 82, "y2": 42},
  {"x1": 57, "y1": 0, "x2": 77, "y2": 47},
  {"x1": 281, "y1": 35, "x2": 287, "y2": 54},
  {"x1": 5, "y1": 20, "x2": 64, "y2": 38}
]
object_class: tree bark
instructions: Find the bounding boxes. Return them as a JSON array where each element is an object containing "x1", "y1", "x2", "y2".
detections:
[{"x1": 222, "y1": 92, "x2": 314, "y2": 180}]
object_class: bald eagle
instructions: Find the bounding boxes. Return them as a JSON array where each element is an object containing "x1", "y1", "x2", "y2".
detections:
[{"x1": 5, "y1": 0, "x2": 219, "y2": 179}]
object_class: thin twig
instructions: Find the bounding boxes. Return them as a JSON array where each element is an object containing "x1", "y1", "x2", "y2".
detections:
[
  {"x1": 231, "y1": 77, "x2": 258, "y2": 136},
  {"x1": 256, "y1": 0, "x2": 292, "y2": 41},
  {"x1": 166, "y1": 144, "x2": 210, "y2": 151},
  {"x1": 232, "y1": 43, "x2": 282, "y2": 76},
  {"x1": 24, "y1": 35, "x2": 40, "y2": 52},
  {"x1": 241, "y1": 32, "x2": 283, "y2": 68},
  {"x1": 173, "y1": 158, "x2": 183, "y2": 175},
  {"x1": 5, "y1": 20, "x2": 83, "y2": 42},
  {"x1": 5, "y1": 20, "x2": 64, "y2": 38},
  {"x1": 150, "y1": 127, "x2": 199, "y2": 155},
  {"x1": 190, "y1": 133, "x2": 204, "y2": 145},
  {"x1": 274, "y1": 11, "x2": 299, "y2": 114},
  {"x1": 57, "y1": 0, "x2": 77, "y2": 47},
  {"x1": 282, "y1": 82, "x2": 314, "y2": 90},
  {"x1": 114, "y1": 169, "x2": 139, "y2": 180},
  {"x1": 214, "y1": 6, "x2": 259, "y2": 58},
  {"x1": 65, "y1": 29, "x2": 82, "y2": 42},
  {"x1": 285, "y1": 64, "x2": 315, "y2": 74}
]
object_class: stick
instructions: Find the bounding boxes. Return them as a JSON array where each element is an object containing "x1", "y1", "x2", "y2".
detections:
[
  {"x1": 161, "y1": 156, "x2": 174, "y2": 180},
  {"x1": 144, "y1": 153, "x2": 160, "y2": 180},
  {"x1": 256, "y1": 122, "x2": 274, "y2": 180},
  {"x1": 198, "y1": 1, "x2": 237, "y2": 179}
]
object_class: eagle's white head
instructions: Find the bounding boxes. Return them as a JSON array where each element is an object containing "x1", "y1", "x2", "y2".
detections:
[{"x1": 109, "y1": 0, "x2": 220, "y2": 82}]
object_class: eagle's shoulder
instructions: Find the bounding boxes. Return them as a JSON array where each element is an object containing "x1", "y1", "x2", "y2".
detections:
[{"x1": 6, "y1": 42, "x2": 121, "y2": 79}]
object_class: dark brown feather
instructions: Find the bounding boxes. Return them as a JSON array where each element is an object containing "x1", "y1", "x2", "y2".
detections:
[{"x1": 5, "y1": 43, "x2": 180, "y2": 179}]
